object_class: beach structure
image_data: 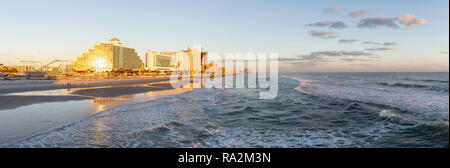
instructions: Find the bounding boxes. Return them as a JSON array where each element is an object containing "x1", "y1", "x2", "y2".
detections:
[
  {"x1": 1, "y1": 65, "x2": 31, "y2": 75},
  {"x1": 72, "y1": 38, "x2": 143, "y2": 73},
  {"x1": 26, "y1": 71, "x2": 48, "y2": 79}
]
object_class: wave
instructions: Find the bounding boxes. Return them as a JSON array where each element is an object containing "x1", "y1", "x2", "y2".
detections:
[
  {"x1": 132, "y1": 121, "x2": 184, "y2": 134},
  {"x1": 377, "y1": 82, "x2": 448, "y2": 92},
  {"x1": 422, "y1": 79, "x2": 449, "y2": 83},
  {"x1": 284, "y1": 75, "x2": 449, "y2": 125},
  {"x1": 378, "y1": 82, "x2": 427, "y2": 88},
  {"x1": 400, "y1": 77, "x2": 449, "y2": 83},
  {"x1": 379, "y1": 110, "x2": 405, "y2": 119}
]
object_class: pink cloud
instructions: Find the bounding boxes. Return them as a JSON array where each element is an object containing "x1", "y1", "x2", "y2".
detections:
[
  {"x1": 348, "y1": 10, "x2": 370, "y2": 18},
  {"x1": 397, "y1": 14, "x2": 417, "y2": 23},
  {"x1": 396, "y1": 14, "x2": 427, "y2": 29},
  {"x1": 306, "y1": 21, "x2": 348, "y2": 29},
  {"x1": 310, "y1": 30, "x2": 338, "y2": 39},
  {"x1": 383, "y1": 42, "x2": 397, "y2": 46},
  {"x1": 324, "y1": 6, "x2": 343, "y2": 14}
]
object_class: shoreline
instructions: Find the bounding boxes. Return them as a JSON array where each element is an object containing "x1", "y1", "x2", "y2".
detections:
[
  {"x1": 0, "y1": 77, "x2": 170, "y2": 94},
  {"x1": 0, "y1": 81, "x2": 176, "y2": 111},
  {"x1": 0, "y1": 79, "x2": 187, "y2": 145},
  {"x1": 0, "y1": 95, "x2": 94, "y2": 110}
]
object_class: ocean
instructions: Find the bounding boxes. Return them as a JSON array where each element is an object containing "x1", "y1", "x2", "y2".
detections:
[{"x1": 4, "y1": 72, "x2": 449, "y2": 148}]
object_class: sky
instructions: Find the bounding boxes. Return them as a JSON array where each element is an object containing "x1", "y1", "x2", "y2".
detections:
[{"x1": 0, "y1": 0, "x2": 448, "y2": 72}]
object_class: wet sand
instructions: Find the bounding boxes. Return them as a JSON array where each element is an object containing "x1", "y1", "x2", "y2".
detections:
[
  {"x1": 0, "y1": 77, "x2": 170, "y2": 94},
  {"x1": 0, "y1": 78, "x2": 190, "y2": 145},
  {"x1": 0, "y1": 95, "x2": 94, "y2": 110},
  {"x1": 70, "y1": 82, "x2": 174, "y2": 97},
  {"x1": 0, "y1": 78, "x2": 174, "y2": 111}
]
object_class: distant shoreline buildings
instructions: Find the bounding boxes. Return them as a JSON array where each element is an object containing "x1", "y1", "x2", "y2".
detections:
[
  {"x1": 2, "y1": 38, "x2": 220, "y2": 78},
  {"x1": 72, "y1": 38, "x2": 211, "y2": 74}
]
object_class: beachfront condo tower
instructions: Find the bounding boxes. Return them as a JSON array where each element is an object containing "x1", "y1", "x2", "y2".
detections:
[
  {"x1": 147, "y1": 46, "x2": 208, "y2": 74},
  {"x1": 145, "y1": 50, "x2": 176, "y2": 72},
  {"x1": 72, "y1": 38, "x2": 143, "y2": 73}
]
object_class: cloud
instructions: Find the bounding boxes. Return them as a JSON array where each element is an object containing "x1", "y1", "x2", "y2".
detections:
[
  {"x1": 407, "y1": 19, "x2": 427, "y2": 28},
  {"x1": 280, "y1": 51, "x2": 379, "y2": 67},
  {"x1": 300, "y1": 50, "x2": 375, "y2": 60},
  {"x1": 309, "y1": 30, "x2": 338, "y2": 39},
  {"x1": 357, "y1": 17, "x2": 399, "y2": 28},
  {"x1": 329, "y1": 21, "x2": 348, "y2": 29},
  {"x1": 278, "y1": 57, "x2": 332, "y2": 64},
  {"x1": 340, "y1": 51, "x2": 375, "y2": 56},
  {"x1": 397, "y1": 14, "x2": 416, "y2": 23},
  {"x1": 339, "y1": 39, "x2": 360, "y2": 43},
  {"x1": 341, "y1": 58, "x2": 371, "y2": 62},
  {"x1": 348, "y1": 10, "x2": 370, "y2": 18},
  {"x1": 441, "y1": 51, "x2": 448, "y2": 54},
  {"x1": 324, "y1": 6, "x2": 343, "y2": 14},
  {"x1": 396, "y1": 14, "x2": 427, "y2": 29},
  {"x1": 357, "y1": 14, "x2": 427, "y2": 29},
  {"x1": 365, "y1": 47, "x2": 393, "y2": 51},
  {"x1": 306, "y1": 21, "x2": 348, "y2": 29},
  {"x1": 383, "y1": 42, "x2": 397, "y2": 46},
  {"x1": 278, "y1": 58, "x2": 303, "y2": 62},
  {"x1": 307, "y1": 21, "x2": 334, "y2": 27},
  {"x1": 362, "y1": 41, "x2": 381, "y2": 45}
]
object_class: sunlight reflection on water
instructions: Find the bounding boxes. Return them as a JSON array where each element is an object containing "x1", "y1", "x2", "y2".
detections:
[{"x1": 0, "y1": 82, "x2": 194, "y2": 145}]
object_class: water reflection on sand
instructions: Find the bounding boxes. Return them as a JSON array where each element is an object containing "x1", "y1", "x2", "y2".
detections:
[{"x1": 0, "y1": 81, "x2": 194, "y2": 145}]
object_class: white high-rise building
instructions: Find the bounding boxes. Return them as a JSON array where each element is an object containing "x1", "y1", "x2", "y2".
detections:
[
  {"x1": 145, "y1": 50, "x2": 175, "y2": 72},
  {"x1": 147, "y1": 46, "x2": 208, "y2": 74}
]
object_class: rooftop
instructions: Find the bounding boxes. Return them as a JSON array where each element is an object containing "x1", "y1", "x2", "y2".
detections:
[{"x1": 109, "y1": 37, "x2": 120, "y2": 41}]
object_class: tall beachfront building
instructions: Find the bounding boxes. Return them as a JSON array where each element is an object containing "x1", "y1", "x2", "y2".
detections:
[
  {"x1": 145, "y1": 50, "x2": 175, "y2": 72},
  {"x1": 147, "y1": 46, "x2": 208, "y2": 73},
  {"x1": 72, "y1": 38, "x2": 143, "y2": 72}
]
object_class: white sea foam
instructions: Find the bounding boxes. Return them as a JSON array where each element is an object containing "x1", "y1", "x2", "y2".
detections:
[
  {"x1": 284, "y1": 75, "x2": 449, "y2": 124},
  {"x1": 379, "y1": 110, "x2": 402, "y2": 119}
]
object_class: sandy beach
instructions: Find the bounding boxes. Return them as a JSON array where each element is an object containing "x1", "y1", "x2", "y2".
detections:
[
  {"x1": 0, "y1": 77, "x2": 170, "y2": 94},
  {"x1": 0, "y1": 77, "x2": 169, "y2": 94},
  {"x1": 0, "y1": 77, "x2": 174, "y2": 111},
  {"x1": 0, "y1": 77, "x2": 187, "y2": 145}
]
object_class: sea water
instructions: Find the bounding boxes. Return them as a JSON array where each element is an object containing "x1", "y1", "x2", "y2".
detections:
[{"x1": 3, "y1": 72, "x2": 448, "y2": 148}]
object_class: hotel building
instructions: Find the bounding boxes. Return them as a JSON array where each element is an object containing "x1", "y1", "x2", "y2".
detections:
[{"x1": 72, "y1": 38, "x2": 143, "y2": 72}]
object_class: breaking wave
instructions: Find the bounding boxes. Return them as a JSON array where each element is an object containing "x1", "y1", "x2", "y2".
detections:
[
  {"x1": 378, "y1": 82, "x2": 427, "y2": 88},
  {"x1": 400, "y1": 77, "x2": 449, "y2": 83},
  {"x1": 377, "y1": 82, "x2": 448, "y2": 91},
  {"x1": 285, "y1": 75, "x2": 449, "y2": 126}
]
